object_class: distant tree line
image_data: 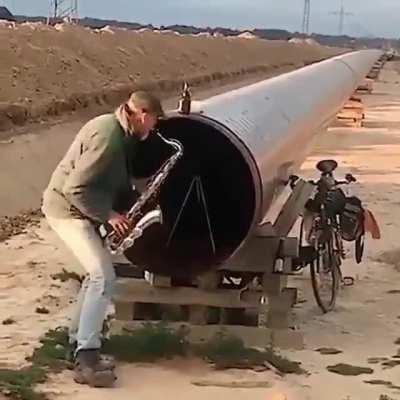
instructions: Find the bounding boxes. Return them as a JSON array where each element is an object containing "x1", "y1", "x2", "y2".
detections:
[{"x1": 0, "y1": 5, "x2": 395, "y2": 50}]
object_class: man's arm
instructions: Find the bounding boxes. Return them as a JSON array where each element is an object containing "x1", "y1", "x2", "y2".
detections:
[{"x1": 62, "y1": 131, "x2": 116, "y2": 223}]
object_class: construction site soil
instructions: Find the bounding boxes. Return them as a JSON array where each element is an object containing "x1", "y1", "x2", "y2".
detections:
[{"x1": 0, "y1": 23, "x2": 341, "y2": 135}]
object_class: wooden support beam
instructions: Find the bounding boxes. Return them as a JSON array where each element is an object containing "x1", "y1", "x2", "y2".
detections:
[
  {"x1": 113, "y1": 278, "x2": 262, "y2": 309},
  {"x1": 273, "y1": 179, "x2": 315, "y2": 237},
  {"x1": 188, "y1": 272, "x2": 220, "y2": 325}
]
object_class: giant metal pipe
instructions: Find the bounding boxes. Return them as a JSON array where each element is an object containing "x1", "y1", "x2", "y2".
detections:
[{"x1": 125, "y1": 50, "x2": 382, "y2": 278}]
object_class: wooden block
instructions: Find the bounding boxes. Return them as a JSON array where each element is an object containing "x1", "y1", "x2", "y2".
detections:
[
  {"x1": 284, "y1": 287, "x2": 298, "y2": 307},
  {"x1": 255, "y1": 222, "x2": 276, "y2": 237},
  {"x1": 262, "y1": 273, "x2": 288, "y2": 296},
  {"x1": 133, "y1": 302, "x2": 160, "y2": 320},
  {"x1": 114, "y1": 302, "x2": 134, "y2": 321},
  {"x1": 343, "y1": 99, "x2": 363, "y2": 110},
  {"x1": 114, "y1": 301, "x2": 159, "y2": 321},
  {"x1": 278, "y1": 237, "x2": 299, "y2": 258},
  {"x1": 145, "y1": 272, "x2": 171, "y2": 288},
  {"x1": 114, "y1": 278, "x2": 262, "y2": 308},
  {"x1": 220, "y1": 308, "x2": 247, "y2": 325},
  {"x1": 265, "y1": 288, "x2": 297, "y2": 329},
  {"x1": 159, "y1": 304, "x2": 184, "y2": 321},
  {"x1": 357, "y1": 79, "x2": 373, "y2": 93},
  {"x1": 197, "y1": 271, "x2": 219, "y2": 290},
  {"x1": 189, "y1": 272, "x2": 219, "y2": 325},
  {"x1": 339, "y1": 110, "x2": 363, "y2": 117},
  {"x1": 188, "y1": 305, "x2": 209, "y2": 325}
]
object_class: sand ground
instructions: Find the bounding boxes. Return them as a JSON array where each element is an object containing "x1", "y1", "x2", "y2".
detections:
[{"x1": 0, "y1": 62, "x2": 400, "y2": 399}]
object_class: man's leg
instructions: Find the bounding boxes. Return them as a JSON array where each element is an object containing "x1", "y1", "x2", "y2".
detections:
[
  {"x1": 46, "y1": 217, "x2": 116, "y2": 386},
  {"x1": 69, "y1": 276, "x2": 89, "y2": 345}
]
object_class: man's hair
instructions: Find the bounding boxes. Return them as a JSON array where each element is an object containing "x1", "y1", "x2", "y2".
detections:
[{"x1": 127, "y1": 91, "x2": 165, "y2": 119}]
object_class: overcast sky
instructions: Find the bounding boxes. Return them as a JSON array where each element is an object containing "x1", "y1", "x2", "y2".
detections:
[{"x1": 4, "y1": 0, "x2": 400, "y2": 39}]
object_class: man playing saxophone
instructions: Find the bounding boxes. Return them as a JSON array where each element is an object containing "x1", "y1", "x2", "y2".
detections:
[{"x1": 42, "y1": 91, "x2": 168, "y2": 387}]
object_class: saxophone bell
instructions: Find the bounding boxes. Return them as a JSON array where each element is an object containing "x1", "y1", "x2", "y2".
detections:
[{"x1": 105, "y1": 208, "x2": 163, "y2": 256}]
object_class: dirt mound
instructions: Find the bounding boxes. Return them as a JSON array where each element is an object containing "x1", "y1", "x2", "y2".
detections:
[{"x1": 0, "y1": 23, "x2": 339, "y2": 131}]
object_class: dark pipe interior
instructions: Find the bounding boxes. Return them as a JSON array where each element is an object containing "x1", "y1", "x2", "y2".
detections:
[{"x1": 124, "y1": 116, "x2": 256, "y2": 278}]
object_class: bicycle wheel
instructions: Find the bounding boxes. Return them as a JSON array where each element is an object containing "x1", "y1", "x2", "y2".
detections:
[{"x1": 310, "y1": 230, "x2": 340, "y2": 313}]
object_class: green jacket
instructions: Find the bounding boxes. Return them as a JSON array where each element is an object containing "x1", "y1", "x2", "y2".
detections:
[{"x1": 42, "y1": 114, "x2": 141, "y2": 224}]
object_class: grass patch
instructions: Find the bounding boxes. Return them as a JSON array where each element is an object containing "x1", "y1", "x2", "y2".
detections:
[
  {"x1": 195, "y1": 331, "x2": 306, "y2": 375},
  {"x1": 387, "y1": 290, "x2": 400, "y2": 294},
  {"x1": 0, "y1": 367, "x2": 47, "y2": 400},
  {"x1": 2, "y1": 318, "x2": 16, "y2": 325},
  {"x1": 104, "y1": 328, "x2": 306, "y2": 375},
  {"x1": 51, "y1": 269, "x2": 83, "y2": 284},
  {"x1": 327, "y1": 363, "x2": 373, "y2": 376},
  {"x1": 103, "y1": 323, "x2": 188, "y2": 362},
  {"x1": 191, "y1": 379, "x2": 272, "y2": 389},
  {"x1": 382, "y1": 359, "x2": 400, "y2": 369},
  {"x1": 364, "y1": 379, "x2": 393, "y2": 386},
  {"x1": 0, "y1": 328, "x2": 71, "y2": 400},
  {"x1": 367, "y1": 357, "x2": 389, "y2": 364},
  {"x1": 0, "y1": 324, "x2": 307, "y2": 399},
  {"x1": 315, "y1": 347, "x2": 343, "y2": 355},
  {"x1": 27, "y1": 328, "x2": 70, "y2": 372},
  {"x1": 35, "y1": 308, "x2": 50, "y2": 315}
]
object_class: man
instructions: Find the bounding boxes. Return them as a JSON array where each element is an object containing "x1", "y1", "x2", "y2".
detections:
[{"x1": 42, "y1": 91, "x2": 165, "y2": 387}]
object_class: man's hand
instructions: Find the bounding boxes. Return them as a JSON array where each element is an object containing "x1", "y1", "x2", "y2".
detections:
[{"x1": 108, "y1": 212, "x2": 130, "y2": 237}]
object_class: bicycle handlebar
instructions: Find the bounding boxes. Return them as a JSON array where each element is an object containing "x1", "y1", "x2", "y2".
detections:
[
  {"x1": 288, "y1": 173, "x2": 357, "y2": 190},
  {"x1": 307, "y1": 179, "x2": 355, "y2": 186}
]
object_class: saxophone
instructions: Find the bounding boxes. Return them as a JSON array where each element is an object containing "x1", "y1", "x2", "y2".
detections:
[{"x1": 104, "y1": 132, "x2": 183, "y2": 256}]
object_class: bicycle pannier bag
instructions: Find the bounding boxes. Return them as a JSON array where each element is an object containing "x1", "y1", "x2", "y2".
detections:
[{"x1": 340, "y1": 196, "x2": 365, "y2": 242}]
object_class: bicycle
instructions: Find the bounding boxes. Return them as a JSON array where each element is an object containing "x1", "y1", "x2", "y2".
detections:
[{"x1": 291, "y1": 159, "x2": 359, "y2": 313}]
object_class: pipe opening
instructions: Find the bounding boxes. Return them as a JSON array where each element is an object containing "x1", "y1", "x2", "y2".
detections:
[{"x1": 124, "y1": 116, "x2": 256, "y2": 278}]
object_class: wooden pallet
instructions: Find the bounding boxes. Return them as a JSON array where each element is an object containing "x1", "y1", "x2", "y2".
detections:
[{"x1": 110, "y1": 273, "x2": 303, "y2": 349}]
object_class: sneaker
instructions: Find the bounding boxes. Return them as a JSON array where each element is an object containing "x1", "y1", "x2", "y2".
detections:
[
  {"x1": 73, "y1": 350, "x2": 117, "y2": 388},
  {"x1": 68, "y1": 344, "x2": 115, "y2": 370}
]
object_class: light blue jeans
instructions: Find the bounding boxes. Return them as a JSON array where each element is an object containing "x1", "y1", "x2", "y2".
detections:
[{"x1": 46, "y1": 216, "x2": 115, "y2": 353}]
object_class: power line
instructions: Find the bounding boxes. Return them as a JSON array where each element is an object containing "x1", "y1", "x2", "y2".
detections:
[
  {"x1": 302, "y1": 0, "x2": 311, "y2": 35},
  {"x1": 48, "y1": 0, "x2": 79, "y2": 24},
  {"x1": 330, "y1": 0, "x2": 354, "y2": 35}
]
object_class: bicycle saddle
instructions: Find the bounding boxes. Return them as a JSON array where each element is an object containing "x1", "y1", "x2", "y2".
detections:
[{"x1": 316, "y1": 159, "x2": 338, "y2": 173}]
